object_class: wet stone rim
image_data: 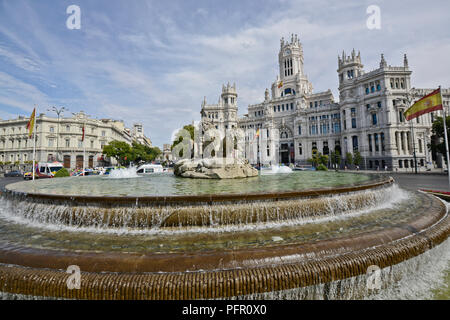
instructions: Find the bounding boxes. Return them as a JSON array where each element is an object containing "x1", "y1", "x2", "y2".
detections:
[{"x1": 0, "y1": 191, "x2": 448, "y2": 299}]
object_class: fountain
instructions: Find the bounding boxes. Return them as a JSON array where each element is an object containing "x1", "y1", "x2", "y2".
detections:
[
  {"x1": 260, "y1": 164, "x2": 293, "y2": 175},
  {"x1": 0, "y1": 170, "x2": 449, "y2": 300},
  {"x1": 107, "y1": 166, "x2": 140, "y2": 179}
]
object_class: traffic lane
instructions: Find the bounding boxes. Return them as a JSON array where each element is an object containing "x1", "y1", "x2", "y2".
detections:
[{"x1": 390, "y1": 174, "x2": 450, "y2": 192}]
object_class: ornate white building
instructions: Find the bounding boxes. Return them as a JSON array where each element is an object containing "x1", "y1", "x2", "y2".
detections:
[
  {"x1": 200, "y1": 34, "x2": 450, "y2": 170},
  {"x1": 0, "y1": 111, "x2": 152, "y2": 171}
]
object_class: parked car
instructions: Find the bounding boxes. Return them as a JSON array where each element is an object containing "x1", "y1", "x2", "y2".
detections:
[{"x1": 4, "y1": 170, "x2": 23, "y2": 177}]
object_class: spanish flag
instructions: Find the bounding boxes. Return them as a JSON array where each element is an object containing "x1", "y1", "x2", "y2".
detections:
[
  {"x1": 277, "y1": 81, "x2": 283, "y2": 89},
  {"x1": 255, "y1": 128, "x2": 260, "y2": 137},
  {"x1": 26, "y1": 108, "x2": 36, "y2": 138},
  {"x1": 82, "y1": 123, "x2": 85, "y2": 142},
  {"x1": 404, "y1": 88, "x2": 443, "y2": 121}
]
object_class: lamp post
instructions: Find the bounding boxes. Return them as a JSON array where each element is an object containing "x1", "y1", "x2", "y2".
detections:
[
  {"x1": 47, "y1": 106, "x2": 67, "y2": 162},
  {"x1": 72, "y1": 112, "x2": 91, "y2": 175}
]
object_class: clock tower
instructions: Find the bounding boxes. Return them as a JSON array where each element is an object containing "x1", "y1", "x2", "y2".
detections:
[
  {"x1": 272, "y1": 34, "x2": 312, "y2": 98},
  {"x1": 278, "y1": 34, "x2": 304, "y2": 80}
]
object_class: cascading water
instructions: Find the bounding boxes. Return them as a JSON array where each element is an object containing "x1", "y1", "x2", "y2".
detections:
[
  {"x1": 260, "y1": 165, "x2": 293, "y2": 175},
  {"x1": 0, "y1": 172, "x2": 448, "y2": 300},
  {"x1": 107, "y1": 166, "x2": 140, "y2": 179}
]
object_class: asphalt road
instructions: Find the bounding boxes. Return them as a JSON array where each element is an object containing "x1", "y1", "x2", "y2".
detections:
[{"x1": 1, "y1": 173, "x2": 450, "y2": 193}]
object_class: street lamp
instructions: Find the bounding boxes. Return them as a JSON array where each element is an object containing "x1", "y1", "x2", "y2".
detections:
[{"x1": 47, "y1": 106, "x2": 67, "y2": 162}]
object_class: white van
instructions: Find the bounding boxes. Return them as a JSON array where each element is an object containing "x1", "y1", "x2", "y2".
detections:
[
  {"x1": 136, "y1": 164, "x2": 166, "y2": 174},
  {"x1": 24, "y1": 162, "x2": 64, "y2": 180}
]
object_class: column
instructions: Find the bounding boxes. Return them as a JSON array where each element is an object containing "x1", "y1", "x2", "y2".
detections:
[
  {"x1": 395, "y1": 131, "x2": 400, "y2": 155},
  {"x1": 406, "y1": 131, "x2": 411, "y2": 155},
  {"x1": 371, "y1": 134, "x2": 375, "y2": 155},
  {"x1": 401, "y1": 132, "x2": 407, "y2": 155}
]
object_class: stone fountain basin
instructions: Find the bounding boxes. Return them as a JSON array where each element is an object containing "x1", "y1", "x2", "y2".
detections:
[{"x1": 0, "y1": 175, "x2": 449, "y2": 299}]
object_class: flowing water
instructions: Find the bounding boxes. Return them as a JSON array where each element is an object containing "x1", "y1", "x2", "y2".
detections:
[
  {"x1": 107, "y1": 166, "x2": 140, "y2": 179},
  {"x1": 6, "y1": 171, "x2": 372, "y2": 196},
  {"x1": 0, "y1": 171, "x2": 448, "y2": 300}
]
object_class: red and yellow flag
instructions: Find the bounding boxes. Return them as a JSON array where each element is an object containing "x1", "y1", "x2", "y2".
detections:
[
  {"x1": 26, "y1": 108, "x2": 36, "y2": 138},
  {"x1": 277, "y1": 81, "x2": 283, "y2": 89},
  {"x1": 82, "y1": 124, "x2": 85, "y2": 142},
  {"x1": 404, "y1": 88, "x2": 443, "y2": 121}
]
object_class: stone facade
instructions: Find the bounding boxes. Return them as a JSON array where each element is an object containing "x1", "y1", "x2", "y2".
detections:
[
  {"x1": 0, "y1": 111, "x2": 151, "y2": 171},
  {"x1": 200, "y1": 34, "x2": 450, "y2": 171}
]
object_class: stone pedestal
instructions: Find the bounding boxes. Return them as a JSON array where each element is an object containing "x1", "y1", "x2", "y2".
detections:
[{"x1": 174, "y1": 158, "x2": 258, "y2": 179}]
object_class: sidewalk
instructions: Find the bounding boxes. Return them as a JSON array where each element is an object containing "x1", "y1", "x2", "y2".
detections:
[{"x1": 342, "y1": 168, "x2": 447, "y2": 176}]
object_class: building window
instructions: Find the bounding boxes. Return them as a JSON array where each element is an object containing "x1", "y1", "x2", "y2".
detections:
[
  {"x1": 78, "y1": 140, "x2": 83, "y2": 148},
  {"x1": 48, "y1": 139, "x2": 54, "y2": 147},
  {"x1": 374, "y1": 133, "x2": 379, "y2": 152},
  {"x1": 352, "y1": 136, "x2": 359, "y2": 151},
  {"x1": 352, "y1": 118, "x2": 357, "y2": 128},
  {"x1": 310, "y1": 102, "x2": 313, "y2": 108},
  {"x1": 380, "y1": 133, "x2": 385, "y2": 151},
  {"x1": 372, "y1": 113, "x2": 378, "y2": 125},
  {"x1": 377, "y1": 101, "x2": 382, "y2": 108},
  {"x1": 65, "y1": 139, "x2": 70, "y2": 147},
  {"x1": 50, "y1": 127, "x2": 55, "y2": 133},
  {"x1": 90, "y1": 140, "x2": 94, "y2": 149},
  {"x1": 399, "y1": 111, "x2": 404, "y2": 123},
  {"x1": 102, "y1": 130, "x2": 106, "y2": 137},
  {"x1": 298, "y1": 125, "x2": 302, "y2": 135},
  {"x1": 273, "y1": 106, "x2": 276, "y2": 112},
  {"x1": 368, "y1": 134, "x2": 372, "y2": 152},
  {"x1": 333, "y1": 122, "x2": 341, "y2": 133}
]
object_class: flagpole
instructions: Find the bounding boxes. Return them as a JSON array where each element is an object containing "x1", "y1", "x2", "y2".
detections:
[
  {"x1": 32, "y1": 107, "x2": 37, "y2": 181},
  {"x1": 83, "y1": 120, "x2": 86, "y2": 177},
  {"x1": 440, "y1": 86, "x2": 450, "y2": 189}
]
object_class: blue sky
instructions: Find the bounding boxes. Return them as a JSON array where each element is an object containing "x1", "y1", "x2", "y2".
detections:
[{"x1": 0, "y1": 0, "x2": 449, "y2": 147}]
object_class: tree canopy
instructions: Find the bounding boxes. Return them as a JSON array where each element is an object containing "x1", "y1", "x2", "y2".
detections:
[
  {"x1": 430, "y1": 116, "x2": 450, "y2": 161},
  {"x1": 307, "y1": 150, "x2": 328, "y2": 168},
  {"x1": 102, "y1": 140, "x2": 161, "y2": 166}
]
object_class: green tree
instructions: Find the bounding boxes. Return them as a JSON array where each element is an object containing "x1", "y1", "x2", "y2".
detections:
[
  {"x1": 345, "y1": 152, "x2": 353, "y2": 168},
  {"x1": 54, "y1": 168, "x2": 70, "y2": 178},
  {"x1": 308, "y1": 150, "x2": 328, "y2": 168},
  {"x1": 430, "y1": 116, "x2": 450, "y2": 165},
  {"x1": 171, "y1": 124, "x2": 195, "y2": 158},
  {"x1": 102, "y1": 140, "x2": 134, "y2": 166},
  {"x1": 330, "y1": 150, "x2": 341, "y2": 170},
  {"x1": 353, "y1": 151, "x2": 362, "y2": 167},
  {"x1": 132, "y1": 142, "x2": 161, "y2": 164}
]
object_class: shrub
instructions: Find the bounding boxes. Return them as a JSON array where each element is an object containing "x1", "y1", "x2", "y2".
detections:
[
  {"x1": 54, "y1": 168, "x2": 70, "y2": 178},
  {"x1": 316, "y1": 164, "x2": 328, "y2": 171}
]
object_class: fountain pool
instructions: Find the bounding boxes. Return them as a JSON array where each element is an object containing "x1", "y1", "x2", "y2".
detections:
[{"x1": 0, "y1": 172, "x2": 448, "y2": 299}]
